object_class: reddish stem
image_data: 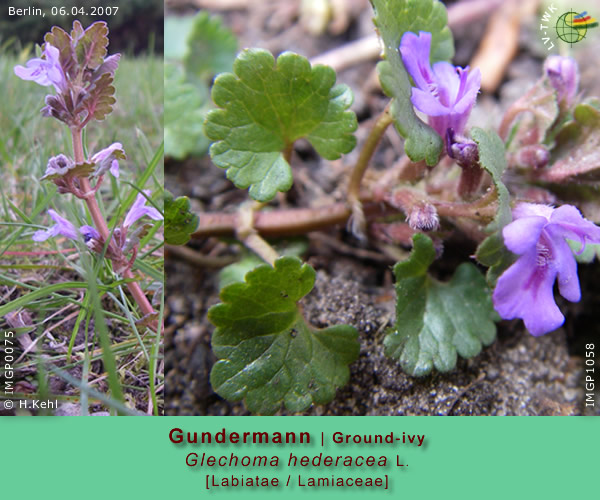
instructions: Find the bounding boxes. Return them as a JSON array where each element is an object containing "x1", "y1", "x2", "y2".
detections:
[
  {"x1": 71, "y1": 128, "x2": 156, "y2": 320},
  {"x1": 193, "y1": 190, "x2": 497, "y2": 240}
]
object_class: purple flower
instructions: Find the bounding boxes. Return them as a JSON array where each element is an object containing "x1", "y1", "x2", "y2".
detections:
[
  {"x1": 42, "y1": 154, "x2": 74, "y2": 179},
  {"x1": 399, "y1": 31, "x2": 481, "y2": 147},
  {"x1": 91, "y1": 142, "x2": 124, "y2": 178},
  {"x1": 123, "y1": 191, "x2": 163, "y2": 229},
  {"x1": 544, "y1": 55, "x2": 579, "y2": 108},
  {"x1": 493, "y1": 203, "x2": 600, "y2": 336},
  {"x1": 14, "y1": 44, "x2": 67, "y2": 93},
  {"x1": 80, "y1": 225, "x2": 100, "y2": 242},
  {"x1": 32, "y1": 209, "x2": 79, "y2": 242}
]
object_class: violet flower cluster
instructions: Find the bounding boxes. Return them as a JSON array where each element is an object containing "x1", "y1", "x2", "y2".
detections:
[
  {"x1": 493, "y1": 203, "x2": 600, "y2": 336},
  {"x1": 33, "y1": 192, "x2": 162, "y2": 270},
  {"x1": 16, "y1": 22, "x2": 163, "y2": 277}
]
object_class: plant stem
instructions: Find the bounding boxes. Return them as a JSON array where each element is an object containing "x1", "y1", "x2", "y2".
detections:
[
  {"x1": 71, "y1": 128, "x2": 156, "y2": 320},
  {"x1": 346, "y1": 106, "x2": 394, "y2": 235},
  {"x1": 347, "y1": 106, "x2": 394, "y2": 200},
  {"x1": 194, "y1": 189, "x2": 497, "y2": 240},
  {"x1": 236, "y1": 202, "x2": 279, "y2": 266}
]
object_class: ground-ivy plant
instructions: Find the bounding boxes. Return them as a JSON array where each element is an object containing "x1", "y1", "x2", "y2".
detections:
[
  {"x1": 9, "y1": 21, "x2": 164, "y2": 413},
  {"x1": 170, "y1": 0, "x2": 600, "y2": 414}
]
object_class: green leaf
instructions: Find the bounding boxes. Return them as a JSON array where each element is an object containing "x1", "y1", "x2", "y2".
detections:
[
  {"x1": 164, "y1": 191, "x2": 199, "y2": 246},
  {"x1": 475, "y1": 232, "x2": 516, "y2": 287},
  {"x1": 385, "y1": 234, "x2": 497, "y2": 377},
  {"x1": 209, "y1": 256, "x2": 359, "y2": 414},
  {"x1": 471, "y1": 127, "x2": 511, "y2": 231},
  {"x1": 204, "y1": 49, "x2": 357, "y2": 201},
  {"x1": 72, "y1": 21, "x2": 109, "y2": 70},
  {"x1": 218, "y1": 239, "x2": 308, "y2": 288},
  {"x1": 471, "y1": 128, "x2": 513, "y2": 286},
  {"x1": 164, "y1": 63, "x2": 211, "y2": 159},
  {"x1": 80, "y1": 72, "x2": 116, "y2": 121},
  {"x1": 371, "y1": 0, "x2": 453, "y2": 165},
  {"x1": 541, "y1": 103, "x2": 600, "y2": 182},
  {"x1": 183, "y1": 11, "x2": 238, "y2": 82}
]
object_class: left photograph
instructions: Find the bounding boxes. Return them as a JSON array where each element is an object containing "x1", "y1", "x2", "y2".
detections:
[{"x1": 0, "y1": 2, "x2": 164, "y2": 415}]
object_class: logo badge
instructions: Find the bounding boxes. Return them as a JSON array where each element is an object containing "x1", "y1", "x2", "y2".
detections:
[{"x1": 556, "y1": 10, "x2": 598, "y2": 45}]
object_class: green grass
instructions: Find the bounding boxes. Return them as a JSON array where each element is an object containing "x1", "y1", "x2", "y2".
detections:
[{"x1": 0, "y1": 49, "x2": 164, "y2": 416}]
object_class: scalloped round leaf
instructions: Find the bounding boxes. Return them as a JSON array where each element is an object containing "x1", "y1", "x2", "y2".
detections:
[
  {"x1": 204, "y1": 49, "x2": 357, "y2": 202},
  {"x1": 385, "y1": 234, "x2": 497, "y2": 376},
  {"x1": 371, "y1": 0, "x2": 454, "y2": 166},
  {"x1": 208, "y1": 256, "x2": 359, "y2": 414}
]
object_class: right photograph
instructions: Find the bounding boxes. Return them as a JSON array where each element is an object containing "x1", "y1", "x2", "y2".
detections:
[{"x1": 164, "y1": 0, "x2": 600, "y2": 416}]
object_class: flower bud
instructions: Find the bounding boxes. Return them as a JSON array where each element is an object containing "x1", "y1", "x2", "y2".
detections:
[
  {"x1": 544, "y1": 56, "x2": 579, "y2": 109},
  {"x1": 407, "y1": 201, "x2": 439, "y2": 232},
  {"x1": 447, "y1": 129, "x2": 479, "y2": 169},
  {"x1": 45, "y1": 154, "x2": 73, "y2": 177}
]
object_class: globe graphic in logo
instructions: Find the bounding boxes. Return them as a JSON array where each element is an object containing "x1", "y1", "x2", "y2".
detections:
[{"x1": 556, "y1": 11, "x2": 587, "y2": 44}]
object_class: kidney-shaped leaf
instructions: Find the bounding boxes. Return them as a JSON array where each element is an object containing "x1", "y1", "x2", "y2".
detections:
[
  {"x1": 204, "y1": 49, "x2": 357, "y2": 201},
  {"x1": 209, "y1": 256, "x2": 359, "y2": 414}
]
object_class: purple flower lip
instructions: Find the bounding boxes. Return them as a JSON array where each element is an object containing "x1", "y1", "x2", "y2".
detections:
[
  {"x1": 14, "y1": 43, "x2": 67, "y2": 93},
  {"x1": 32, "y1": 209, "x2": 79, "y2": 242},
  {"x1": 123, "y1": 190, "x2": 163, "y2": 230},
  {"x1": 91, "y1": 142, "x2": 124, "y2": 178},
  {"x1": 399, "y1": 31, "x2": 481, "y2": 149},
  {"x1": 80, "y1": 225, "x2": 100, "y2": 242},
  {"x1": 42, "y1": 154, "x2": 74, "y2": 179},
  {"x1": 492, "y1": 203, "x2": 600, "y2": 336}
]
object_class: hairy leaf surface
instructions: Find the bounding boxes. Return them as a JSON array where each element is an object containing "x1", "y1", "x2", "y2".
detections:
[
  {"x1": 209, "y1": 257, "x2": 359, "y2": 414},
  {"x1": 205, "y1": 49, "x2": 357, "y2": 201},
  {"x1": 385, "y1": 234, "x2": 497, "y2": 376}
]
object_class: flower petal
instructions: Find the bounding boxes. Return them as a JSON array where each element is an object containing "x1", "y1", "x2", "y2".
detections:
[
  {"x1": 493, "y1": 250, "x2": 564, "y2": 336},
  {"x1": 110, "y1": 160, "x2": 119, "y2": 178},
  {"x1": 123, "y1": 191, "x2": 163, "y2": 229},
  {"x1": 431, "y1": 61, "x2": 461, "y2": 105},
  {"x1": 399, "y1": 31, "x2": 435, "y2": 91},
  {"x1": 33, "y1": 209, "x2": 78, "y2": 242},
  {"x1": 549, "y1": 204, "x2": 600, "y2": 247},
  {"x1": 32, "y1": 227, "x2": 57, "y2": 242},
  {"x1": 512, "y1": 202, "x2": 553, "y2": 220},
  {"x1": 548, "y1": 235, "x2": 581, "y2": 302},
  {"x1": 452, "y1": 68, "x2": 481, "y2": 115},
  {"x1": 80, "y1": 225, "x2": 100, "y2": 241},
  {"x1": 410, "y1": 88, "x2": 449, "y2": 116},
  {"x1": 48, "y1": 209, "x2": 79, "y2": 240},
  {"x1": 502, "y1": 215, "x2": 548, "y2": 255}
]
